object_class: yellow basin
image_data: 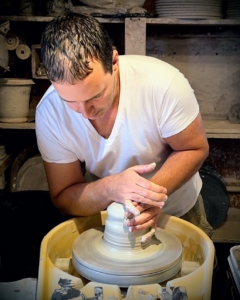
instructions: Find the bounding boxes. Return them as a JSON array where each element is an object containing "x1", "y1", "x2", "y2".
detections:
[{"x1": 36, "y1": 212, "x2": 214, "y2": 300}]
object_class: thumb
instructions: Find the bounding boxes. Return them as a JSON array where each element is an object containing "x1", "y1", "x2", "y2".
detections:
[{"x1": 131, "y1": 162, "x2": 156, "y2": 175}]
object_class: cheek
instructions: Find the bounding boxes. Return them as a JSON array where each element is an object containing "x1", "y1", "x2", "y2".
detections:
[{"x1": 66, "y1": 102, "x2": 79, "y2": 112}]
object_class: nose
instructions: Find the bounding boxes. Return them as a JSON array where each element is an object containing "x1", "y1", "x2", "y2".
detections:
[{"x1": 78, "y1": 102, "x2": 93, "y2": 119}]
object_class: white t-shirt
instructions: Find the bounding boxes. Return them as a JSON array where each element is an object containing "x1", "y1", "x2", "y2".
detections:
[{"x1": 36, "y1": 55, "x2": 202, "y2": 217}]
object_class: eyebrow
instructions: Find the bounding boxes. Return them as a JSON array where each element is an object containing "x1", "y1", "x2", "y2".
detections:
[{"x1": 60, "y1": 87, "x2": 106, "y2": 103}]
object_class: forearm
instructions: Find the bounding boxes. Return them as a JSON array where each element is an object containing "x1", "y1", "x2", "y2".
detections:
[
  {"x1": 52, "y1": 177, "x2": 113, "y2": 216},
  {"x1": 150, "y1": 148, "x2": 208, "y2": 196},
  {"x1": 51, "y1": 163, "x2": 169, "y2": 217}
]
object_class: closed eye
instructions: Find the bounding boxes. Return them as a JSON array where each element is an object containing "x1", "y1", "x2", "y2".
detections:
[
  {"x1": 60, "y1": 96, "x2": 77, "y2": 103},
  {"x1": 59, "y1": 87, "x2": 106, "y2": 103}
]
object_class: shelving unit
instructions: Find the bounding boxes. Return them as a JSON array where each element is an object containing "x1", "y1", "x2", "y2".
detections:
[
  {"x1": 203, "y1": 120, "x2": 240, "y2": 139},
  {"x1": 1, "y1": 119, "x2": 240, "y2": 140},
  {"x1": 212, "y1": 208, "x2": 240, "y2": 243},
  {"x1": 0, "y1": 122, "x2": 35, "y2": 130},
  {"x1": 0, "y1": 16, "x2": 239, "y2": 136},
  {"x1": 1, "y1": 14, "x2": 240, "y2": 242},
  {"x1": 1, "y1": 15, "x2": 240, "y2": 24},
  {"x1": 146, "y1": 18, "x2": 240, "y2": 26}
]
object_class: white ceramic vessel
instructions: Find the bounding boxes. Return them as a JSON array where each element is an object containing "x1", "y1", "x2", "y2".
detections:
[{"x1": 0, "y1": 78, "x2": 35, "y2": 123}]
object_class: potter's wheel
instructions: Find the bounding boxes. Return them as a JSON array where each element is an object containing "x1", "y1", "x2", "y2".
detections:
[{"x1": 72, "y1": 202, "x2": 182, "y2": 287}]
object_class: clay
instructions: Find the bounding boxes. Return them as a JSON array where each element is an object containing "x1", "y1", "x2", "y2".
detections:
[{"x1": 72, "y1": 202, "x2": 182, "y2": 287}]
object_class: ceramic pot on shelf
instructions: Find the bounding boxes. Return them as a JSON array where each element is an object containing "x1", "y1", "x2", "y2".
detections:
[
  {"x1": 18, "y1": 0, "x2": 34, "y2": 16},
  {"x1": 46, "y1": 0, "x2": 66, "y2": 16},
  {"x1": 0, "y1": 78, "x2": 35, "y2": 123}
]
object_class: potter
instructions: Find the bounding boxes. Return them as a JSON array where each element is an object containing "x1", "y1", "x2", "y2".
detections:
[{"x1": 35, "y1": 12, "x2": 212, "y2": 252}]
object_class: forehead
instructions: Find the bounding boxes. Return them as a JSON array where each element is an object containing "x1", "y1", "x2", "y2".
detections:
[{"x1": 52, "y1": 60, "x2": 112, "y2": 102}]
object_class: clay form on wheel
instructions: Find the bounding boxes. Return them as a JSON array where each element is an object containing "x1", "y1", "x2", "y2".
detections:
[{"x1": 72, "y1": 202, "x2": 182, "y2": 287}]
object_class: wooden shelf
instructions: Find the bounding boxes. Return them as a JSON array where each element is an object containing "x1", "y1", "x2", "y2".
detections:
[
  {"x1": 212, "y1": 208, "x2": 240, "y2": 243},
  {"x1": 1, "y1": 16, "x2": 240, "y2": 26},
  {"x1": 203, "y1": 119, "x2": 240, "y2": 139},
  {"x1": 0, "y1": 16, "x2": 125, "y2": 23},
  {"x1": 0, "y1": 16, "x2": 239, "y2": 137},
  {"x1": 0, "y1": 119, "x2": 239, "y2": 137},
  {"x1": 0, "y1": 122, "x2": 35, "y2": 129},
  {"x1": 0, "y1": 16, "x2": 54, "y2": 22},
  {"x1": 146, "y1": 18, "x2": 240, "y2": 26}
]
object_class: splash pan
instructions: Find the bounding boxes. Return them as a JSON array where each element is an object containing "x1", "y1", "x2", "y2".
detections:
[
  {"x1": 36, "y1": 205, "x2": 215, "y2": 300},
  {"x1": 72, "y1": 225, "x2": 182, "y2": 287}
]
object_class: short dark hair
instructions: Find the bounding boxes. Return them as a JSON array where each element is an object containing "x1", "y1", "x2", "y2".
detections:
[{"x1": 41, "y1": 12, "x2": 113, "y2": 84}]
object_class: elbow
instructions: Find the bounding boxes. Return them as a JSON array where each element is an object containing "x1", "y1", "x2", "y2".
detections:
[
  {"x1": 51, "y1": 195, "x2": 70, "y2": 217},
  {"x1": 201, "y1": 141, "x2": 209, "y2": 164},
  {"x1": 203, "y1": 147, "x2": 209, "y2": 161},
  {"x1": 204, "y1": 141, "x2": 210, "y2": 160}
]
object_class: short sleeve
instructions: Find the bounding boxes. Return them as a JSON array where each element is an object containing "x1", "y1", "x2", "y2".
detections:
[
  {"x1": 35, "y1": 104, "x2": 78, "y2": 164},
  {"x1": 158, "y1": 71, "x2": 199, "y2": 138}
]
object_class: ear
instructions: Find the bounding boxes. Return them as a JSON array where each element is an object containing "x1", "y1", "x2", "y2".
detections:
[{"x1": 112, "y1": 50, "x2": 119, "y2": 71}]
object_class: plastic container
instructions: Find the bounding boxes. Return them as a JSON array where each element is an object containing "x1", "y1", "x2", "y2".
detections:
[
  {"x1": 228, "y1": 245, "x2": 240, "y2": 294},
  {"x1": 36, "y1": 212, "x2": 215, "y2": 300}
]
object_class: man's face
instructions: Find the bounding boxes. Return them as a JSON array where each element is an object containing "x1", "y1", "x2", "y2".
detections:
[{"x1": 52, "y1": 57, "x2": 119, "y2": 120}]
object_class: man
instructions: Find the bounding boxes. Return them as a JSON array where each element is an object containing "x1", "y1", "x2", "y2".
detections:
[{"x1": 36, "y1": 12, "x2": 212, "y2": 240}]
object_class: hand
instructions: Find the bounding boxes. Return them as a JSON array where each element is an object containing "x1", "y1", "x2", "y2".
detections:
[
  {"x1": 106, "y1": 162, "x2": 168, "y2": 208},
  {"x1": 124, "y1": 201, "x2": 162, "y2": 242}
]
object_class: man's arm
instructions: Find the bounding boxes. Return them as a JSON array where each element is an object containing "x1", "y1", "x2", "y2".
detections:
[
  {"x1": 150, "y1": 112, "x2": 209, "y2": 193},
  {"x1": 43, "y1": 160, "x2": 168, "y2": 217},
  {"x1": 126, "y1": 112, "x2": 208, "y2": 233}
]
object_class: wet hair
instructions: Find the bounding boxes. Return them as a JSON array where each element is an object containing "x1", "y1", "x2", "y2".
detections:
[{"x1": 40, "y1": 12, "x2": 113, "y2": 84}]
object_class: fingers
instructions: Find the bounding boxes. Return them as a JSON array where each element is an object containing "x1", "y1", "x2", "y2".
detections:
[
  {"x1": 125, "y1": 188, "x2": 167, "y2": 209},
  {"x1": 123, "y1": 199, "x2": 140, "y2": 216},
  {"x1": 125, "y1": 201, "x2": 164, "y2": 219},
  {"x1": 107, "y1": 163, "x2": 168, "y2": 208},
  {"x1": 125, "y1": 201, "x2": 143, "y2": 219},
  {"x1": 126, "y1": 206, "x2": 161, "y2": 231},
  {"x1": 130, "y1": 163, "x2": 167, "y2": 194},
  {"x1": 136, "y1": 179, "x2": 168, "y2": 196},
  {"x1": 124, "y1": 203, "x2": 161, "y2": 243},
  {"x1": 131, "y1": 162, "x2": 157, "y2": 175},
  {"x1": 141, "y1": 228, "x2": 156, "y2": 243}
]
